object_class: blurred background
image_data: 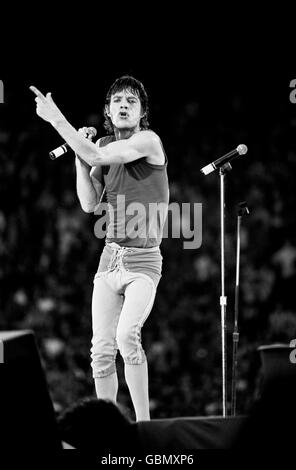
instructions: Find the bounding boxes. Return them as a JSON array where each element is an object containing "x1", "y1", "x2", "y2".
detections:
[{"x1": 1, "y1": 51, "x2": 296, "y2": 421}]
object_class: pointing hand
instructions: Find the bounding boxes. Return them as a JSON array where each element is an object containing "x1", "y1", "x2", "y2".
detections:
[{"x1": 29, "y1": 86, "x2": 65, "y2": 125}]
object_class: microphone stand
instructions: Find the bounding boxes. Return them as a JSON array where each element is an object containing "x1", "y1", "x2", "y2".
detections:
[
  {"x1": 231, "y1": 201, "x2": 249, "y2": 416},
  {"x1": 201, "y1": 146, "x2": 247, "y2": 417},
  {"x1": 219, "y1": 162, "x2": 232, "y2": 417}
]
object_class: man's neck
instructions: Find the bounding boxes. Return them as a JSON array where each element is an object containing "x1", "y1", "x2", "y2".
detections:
[{"x1": 114, "y1": 126, "x2": 140, "y2": 141}]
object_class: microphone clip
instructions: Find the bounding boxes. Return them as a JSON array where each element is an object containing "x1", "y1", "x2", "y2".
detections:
[{"x1": 219, "y1": 162, "x2": 232, "y2": 174}]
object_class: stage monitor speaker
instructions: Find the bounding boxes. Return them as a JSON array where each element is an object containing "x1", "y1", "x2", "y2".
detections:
[
  {"x1": 0, "y1": 330, "x2": 62, "y2": 451},
  {"x1": 257, "y1": 343, "x2": 296, "y2": 386},
  {"x1": 137, "y1": 415, "x2": 247, "y2": 449}
]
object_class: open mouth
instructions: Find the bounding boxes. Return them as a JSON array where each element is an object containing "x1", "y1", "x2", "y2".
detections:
[{"x1": 119, "y1": 112, "x2": 128, "y2": 119}]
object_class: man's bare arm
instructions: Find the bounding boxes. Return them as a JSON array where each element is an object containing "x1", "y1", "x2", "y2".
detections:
[
  {"x1": 75, "y1": 133, "x2": 104, "y2": 213},
  {"x1": 90, "y1": 164, "x2": 104, "y2": 204},
  {"x1": 52, "y1": 118, "x2": 161, "y2": 166},
  {"x1": 30, "y1": 86, "x2": 164, "y2": 166},
  {"x1": 89, "y1": 130, "x2": 164, "y2": 165},
  {"x1": 75, "y1": 157, "x2": 98, "y2": 213}
]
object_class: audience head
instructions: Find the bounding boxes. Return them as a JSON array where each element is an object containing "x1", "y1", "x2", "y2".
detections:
[{"x1": 57, "y1": 397, "x2": 139, "y2": 451}]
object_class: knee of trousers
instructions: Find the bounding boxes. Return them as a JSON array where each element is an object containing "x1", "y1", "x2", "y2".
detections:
[
  {"x1": 90, "y1": 345, "x2": 117, "y2": 379},
  {"x1": 116, "y1": 325, "x2": 146, "y2": 366}
]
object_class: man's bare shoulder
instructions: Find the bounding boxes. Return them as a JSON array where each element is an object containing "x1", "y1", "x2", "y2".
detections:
[
  {"x1": 130, "y1": 130, "x2": 165, "y2": 165},
  {"x1": 130, "y1": 129, "x2": 160, "y2": 144}
]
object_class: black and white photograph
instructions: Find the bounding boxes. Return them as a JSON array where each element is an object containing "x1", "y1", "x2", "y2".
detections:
[{"x1": 0, "y1": 23, "x2": 295, "y2": 465}]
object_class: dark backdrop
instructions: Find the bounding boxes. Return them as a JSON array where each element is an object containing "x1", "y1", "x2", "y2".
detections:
[{"x1": 1, "y1": 47, "x2": 296, "y2": 420}]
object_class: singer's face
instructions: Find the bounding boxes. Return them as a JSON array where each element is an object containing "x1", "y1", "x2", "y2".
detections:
[{"x1": 108, "y1": 90, "x2": 142, "y2": 131}]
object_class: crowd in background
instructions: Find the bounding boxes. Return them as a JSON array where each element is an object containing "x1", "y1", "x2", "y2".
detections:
[{"x1": 1, "y1": 76, "x2": 296, "y2": 420}]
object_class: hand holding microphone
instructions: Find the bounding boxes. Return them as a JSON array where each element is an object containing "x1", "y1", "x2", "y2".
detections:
[{"x1": 49, "y1": 126, "x2": 97, "y2": 160}]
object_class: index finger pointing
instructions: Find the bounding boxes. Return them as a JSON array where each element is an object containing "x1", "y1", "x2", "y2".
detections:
[{"x1": 29, "y1": 86, "x2": 46, "y2": 100}]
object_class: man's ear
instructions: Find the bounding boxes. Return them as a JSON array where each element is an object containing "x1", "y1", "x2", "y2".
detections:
[
  {"x1": 105, "y1": 105, "x2": 111, "y2": 117},
  {"x1": 139, "y1": 104, "x2": 145, "y2": 119}
]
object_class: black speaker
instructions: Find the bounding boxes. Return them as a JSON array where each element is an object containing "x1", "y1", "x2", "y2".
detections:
[
  {"x1": 232, "y1": 344, "x2": 296, "y2": 451},
  {"x1": 137, "y1": 415, "x2": 247, "y2": 449},
  {"x1": 0, "y1": 330, "x2": 62, "y2": 451},
  {"x1": 257, "y1": 343, "x2": 296, "y2": 386}
]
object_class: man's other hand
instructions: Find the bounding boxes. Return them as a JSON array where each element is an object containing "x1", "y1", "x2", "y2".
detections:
[{"x1": 29, "y1": 86, "x2": 65, "y2": 126}]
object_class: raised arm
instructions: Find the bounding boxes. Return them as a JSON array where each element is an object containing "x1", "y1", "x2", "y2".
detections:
[{"x1": 30, "y1": 86, "x2": 164, "y2": 166}]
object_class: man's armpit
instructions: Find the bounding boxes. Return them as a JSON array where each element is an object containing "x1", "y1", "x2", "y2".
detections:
[{"x1": 90, "y1": 165, "x2": 103, "y2": 183}]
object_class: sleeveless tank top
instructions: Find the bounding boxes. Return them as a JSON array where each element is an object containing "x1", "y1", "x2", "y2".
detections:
[{"x1": 98, "y1": 133, "x2": 169, "y2": 248}]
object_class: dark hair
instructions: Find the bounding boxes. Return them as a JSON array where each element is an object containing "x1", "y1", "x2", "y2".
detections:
[
  {"x1": 57, "y1": 397, "x2": 139, "y2": 451},
  {"x1": 103, "y1": 75, "x2": 150, "y2": 134}
]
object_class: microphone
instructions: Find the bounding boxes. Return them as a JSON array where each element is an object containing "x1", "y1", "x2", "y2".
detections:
[
  {"x1": 200, "y1": 144, "x2": 248, "y2": 175},
  {"x1": 49, "y1": 127, "x2": 97, "y2": 160}
]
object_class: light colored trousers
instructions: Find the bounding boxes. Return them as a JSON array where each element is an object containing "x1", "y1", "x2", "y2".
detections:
[{"x1": 91, "y1": 243, "x2": 161, "y2": 378}]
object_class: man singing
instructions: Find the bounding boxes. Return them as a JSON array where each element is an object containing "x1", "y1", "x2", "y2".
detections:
[{"x1": 30, "y1": 76, "x2": 169, "y2": 421}]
